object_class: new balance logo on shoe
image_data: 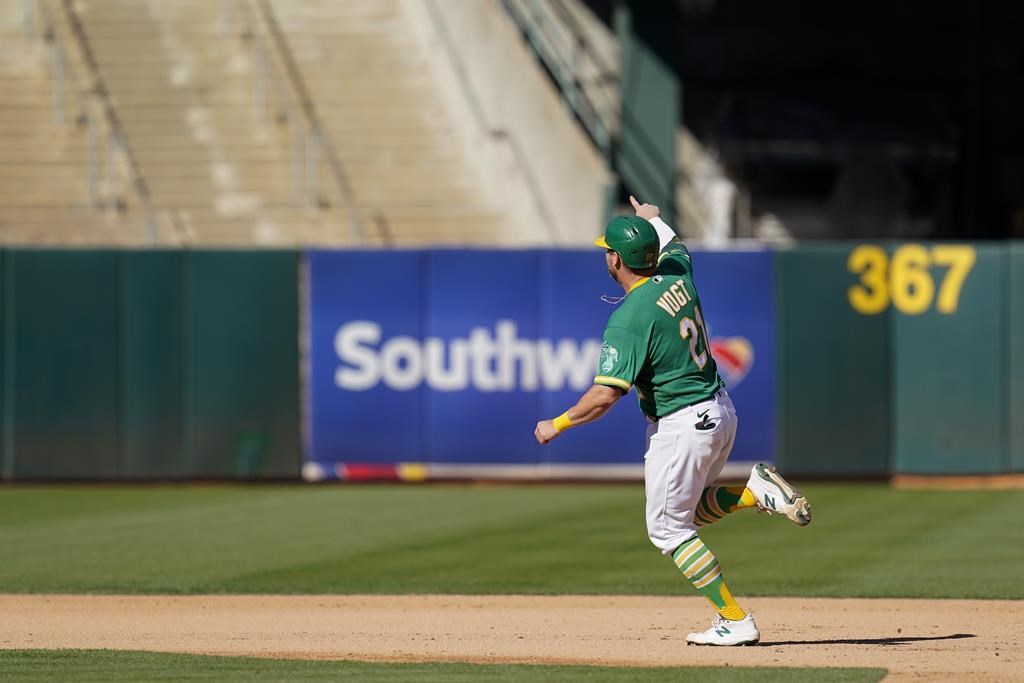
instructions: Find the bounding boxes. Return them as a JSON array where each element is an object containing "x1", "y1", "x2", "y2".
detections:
[
  {"x1": 688, "y1": 615, "x2": 760, "y2": 646},
  {"x1": 745, "y1": 463, "x2": 812, "y2": 527}
]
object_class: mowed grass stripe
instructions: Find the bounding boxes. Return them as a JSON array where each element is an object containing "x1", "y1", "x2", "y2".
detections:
[
  {"x1": 0, "y1": 484, "x2": 1021, "y2": 598},
  {"x1": 0, "y1": 650, "x2": 888, "y2": 682}
]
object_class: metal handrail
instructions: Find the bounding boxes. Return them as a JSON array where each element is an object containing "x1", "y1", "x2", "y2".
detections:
[
  {"x1": 27, "y1": 1, "x2": 100, "y2": 207},
  {"x1": 547, "y1": 0, "x2": 619, "y2": 142},
  {"x1": 55, "y1": 0, "x2": 158, "y2": 243},
  {"x1": 423, "y1": 0, "x2": 560, "y2": 243},
  {"x1": 503, "y1": 0, "x2": 688, "y2": 227},
  {"x1": 238, "y1": 0, "x2": 365, "y2": 243},
  {"x1": 28, "y1": 1, "x2": 83, "y2": 126},
  {"x1": 502, "y1": 0, "x2": 618, "y2": 158},
  {"x1": 546, "y1": 0, "x2": 617, "y2": 83}
]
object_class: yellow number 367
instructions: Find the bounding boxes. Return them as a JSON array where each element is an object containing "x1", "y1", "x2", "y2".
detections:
[{"x1": 848, "y1": 244, "x2": 976, "y2": 315}]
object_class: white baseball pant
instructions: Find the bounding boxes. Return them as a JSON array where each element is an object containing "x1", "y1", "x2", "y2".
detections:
[{"x1": 644, "y1": 388, "x2": 738, "y2": 554}]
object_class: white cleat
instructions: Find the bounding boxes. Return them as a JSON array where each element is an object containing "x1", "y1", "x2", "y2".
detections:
[
  {"x1": 686, "y1": 614, "x2": 760, "y2": 646},
  {"x1": 746, "y1": 462, "x2": 811, "y2": 526}
]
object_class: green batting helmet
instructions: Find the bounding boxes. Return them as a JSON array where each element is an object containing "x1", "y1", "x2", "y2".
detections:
[{"x1": 594, "y1": 215, "x2": 659, "y2": 269}]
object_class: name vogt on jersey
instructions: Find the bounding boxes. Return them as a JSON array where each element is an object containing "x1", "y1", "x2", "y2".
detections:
[{"x1": 654, "y1": 278, "x2": 693, "y2": 317}]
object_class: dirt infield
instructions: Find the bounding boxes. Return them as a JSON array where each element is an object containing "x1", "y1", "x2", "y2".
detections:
[{"x1": 1, "y1": 595, "x2": 1021, "y2": 681}]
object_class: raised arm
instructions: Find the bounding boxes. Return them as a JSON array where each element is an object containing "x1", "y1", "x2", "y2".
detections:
[{"x1": 630, "y1": 195, "x2": 677, "y2": 249}]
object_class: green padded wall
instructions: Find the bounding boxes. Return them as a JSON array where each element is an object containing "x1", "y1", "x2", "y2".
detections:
[
  {"x1": 1011, "y1": 244, "x2": 1024, "y2": 473},
  {"x1": 891, "y1": 245, "x2": 1005, "y2": 474},
  {"x1": 182, "y1": 251, "x2": 300, "y2": 478},
  {"x1": 119, "y1": 251, "x2": 183, "y2": 478},
  {"x1": 775, "y1": 245, "x2": 890, "y2": 476},
  {"x1": 7, "y1": 250, "x2": 121, "y2": 478},
  {"x1": 615, "y1": 3, "x2": 679, "y2": 224}
]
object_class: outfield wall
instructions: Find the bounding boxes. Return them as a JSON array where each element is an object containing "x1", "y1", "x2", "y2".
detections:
[
  {"x1": 775, "y1": 246, "x2": 891, "y2": 477},
  {"x1": 1011, "y1": 243, "x2": 1024, "y2": 473},
  {"x1": 0, "y1": 250, "x2": 300, "y2": 480},
  {"x1": 304, "y1": 248, "x2": 774, "y2": 481},
  {"x1": 0, "y1": 243, "x2": 1020, "y2": 481},
  {"x1": 776, "y1": 243, "x2": 1019, "y2": 477}
]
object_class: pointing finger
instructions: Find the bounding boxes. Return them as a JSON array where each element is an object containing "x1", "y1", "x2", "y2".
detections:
[{"x1": 629, "y1": 195, "x2": 641, "y2": 210}]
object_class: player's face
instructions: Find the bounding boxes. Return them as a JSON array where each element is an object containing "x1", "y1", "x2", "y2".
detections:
[{"x1": 605, "y1": 249, "x2": 619, "y2": 282}]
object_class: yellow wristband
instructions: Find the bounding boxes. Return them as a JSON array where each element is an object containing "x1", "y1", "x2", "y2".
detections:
[{"x1": 552, "y1": 411, "x2": 575, "y2": 433}]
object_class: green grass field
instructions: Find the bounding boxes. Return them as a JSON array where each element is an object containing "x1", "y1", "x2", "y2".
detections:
[
  {"x1": 0, "y1": 483, "x2": 1021, "y2": 598},
  {"x1": 0, "y1": 650, "x2": 887, "y2": 682},
  {"x1": 1, "y1": 483, "x2": 1018, "y2": 681}
]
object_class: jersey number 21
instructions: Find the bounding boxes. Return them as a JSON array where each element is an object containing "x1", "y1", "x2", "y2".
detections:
[{"x1": 679, "y1": 306, "x2": 710, "y2": 370}]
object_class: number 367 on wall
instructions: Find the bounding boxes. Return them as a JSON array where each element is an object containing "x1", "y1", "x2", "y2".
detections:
[{"x1": 847, "y1": 244, "x2": 976, "y2": 315}]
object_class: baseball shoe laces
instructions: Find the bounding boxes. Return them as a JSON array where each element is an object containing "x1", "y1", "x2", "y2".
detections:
[{"x1": 745, "y1": 463, "x2": 811, "y2": 526}]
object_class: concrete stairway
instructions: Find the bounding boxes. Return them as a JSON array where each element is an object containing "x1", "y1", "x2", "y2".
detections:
[
  {"x1": 69, "y1": 0, "x2": 334, "y2": 246},
  {"x1": 0, "y1": 0, "x2": 127, "y2": 245},
  {"x1": 2, "y1": 0, "x2": 510, "y2": 247},
  {"x1": 267, "y1": 0, "x2": 510, "y2": 245}
]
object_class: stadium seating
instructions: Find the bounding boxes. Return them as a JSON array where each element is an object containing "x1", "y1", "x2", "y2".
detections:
[
  {"x1": 70, "y1": 0, "x2": 332, "y2": 246},
  {"x1": 266, "y1": 0, "x2": 507, "y2": 244},
  {"x1": 0, "y1": 0, "x2": 122, "y2": 245},
  {"x1": 2, "y1": 0, "x2": 508, "y2": 246}
]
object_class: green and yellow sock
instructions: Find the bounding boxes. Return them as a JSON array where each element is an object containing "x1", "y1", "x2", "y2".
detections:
[
  {"x1": 672, "y1": 536, "x2": 746, "y2": 621},
  {"x1": 693, "y1": 486, "x2": 757, "y2": 527}
]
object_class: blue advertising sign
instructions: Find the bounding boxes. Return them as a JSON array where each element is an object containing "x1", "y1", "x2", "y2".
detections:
[
  {"x1": 306, "y1": 247, "x2": 774, "y2": 480},
  {"x1": 689, "y1": 249, "x2": 775, "y2": 465},
  {"x1": 307, "y1": 250, "x2": 424, "y2": 464},
  {"x1": 538, "y1": 250, "x2": 649, "y2": 464},
  {"x1": 423, "y1": 250, "x2": 543, "y2": 464}
]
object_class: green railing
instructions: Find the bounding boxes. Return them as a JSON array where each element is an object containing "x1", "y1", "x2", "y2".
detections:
[{"x1": 502, "y1": 0, "x2": 618, "y2": 159}]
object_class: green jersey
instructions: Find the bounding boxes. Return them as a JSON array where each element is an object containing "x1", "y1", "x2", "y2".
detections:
[{"x1": 594, "y1": 239, "x2": 723, "y2": 419}]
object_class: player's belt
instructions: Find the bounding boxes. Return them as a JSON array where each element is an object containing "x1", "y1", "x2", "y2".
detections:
[{"x1": 646, "y1": 388, "x2": 727, "y2": 423}]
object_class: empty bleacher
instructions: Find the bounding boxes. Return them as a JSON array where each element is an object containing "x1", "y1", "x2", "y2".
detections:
[
  {"x1": 1, "y1": 0, "x2": 516, "y2": 247},
  {"x1": 69, "y1": 0, "x2": 337, "y2": 246},
  {"x1": 0, "y1": 0, "x2": 126, "y2": 245},
  {"x1": 264, "y1": 0, "x2": 509, "y2": 244}
]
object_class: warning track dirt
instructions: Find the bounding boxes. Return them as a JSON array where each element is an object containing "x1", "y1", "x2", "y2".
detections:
[{"x1": 1, "y1": 595, "x2": 1021, "y2": 681}]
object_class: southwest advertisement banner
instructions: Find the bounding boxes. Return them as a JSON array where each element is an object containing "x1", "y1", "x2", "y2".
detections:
[{"x1": 304, "y1": 249, "x2": 775, "y2": 481}]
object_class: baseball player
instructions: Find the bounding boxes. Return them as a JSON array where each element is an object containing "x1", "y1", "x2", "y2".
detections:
[{"x1": 534, "y1": 196, "x2": 811, "y2": 646}]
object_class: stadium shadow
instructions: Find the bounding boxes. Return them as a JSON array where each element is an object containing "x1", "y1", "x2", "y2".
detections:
[{"x1": 761, "y1": 633, "x2": 976, "y2": 647}]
